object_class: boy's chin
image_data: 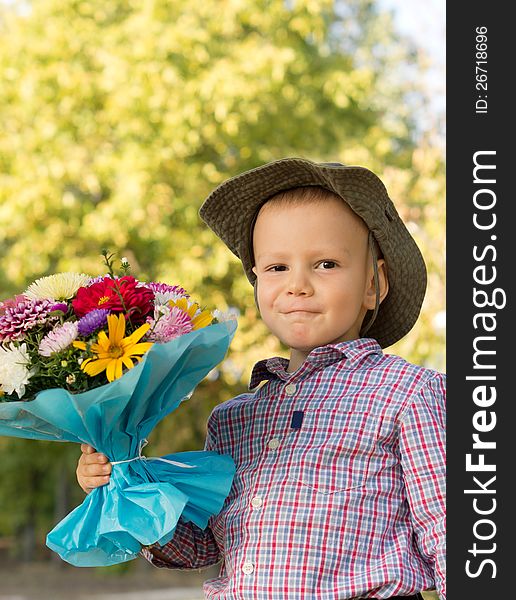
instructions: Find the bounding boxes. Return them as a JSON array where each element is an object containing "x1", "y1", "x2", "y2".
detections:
[
  {"x1": 284, "y1": 338, "x2": 326, "y2": 355},
  {"x1": 283, "y1": 331, "x2": 360, "y2": 354},
  {"x1": 274, "y1": 325, "x2": 357, "y2": 354}
]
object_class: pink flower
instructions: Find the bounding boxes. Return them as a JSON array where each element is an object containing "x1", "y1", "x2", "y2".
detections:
[
  {"x1": 146, "y1": 282, "x2": 189, "y2": 297},
  {"x1": 0, "y1": 295, "x2": 29, "y2": 316},
  {"x1": 0, "y1": 298, "x2": 57, "y2": 342},
  {"x1": 39, "y1": 322, "x2": 79, "y2": 357},
  {"x1": 146, "y1": 307, "x2": 193, "y2": 342}
]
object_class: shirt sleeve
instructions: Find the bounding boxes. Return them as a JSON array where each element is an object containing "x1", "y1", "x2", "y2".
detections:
[
  {"x1": 399, "y1": 373, "x2": 446, "y2": 600},
  {"x1": 141, "y1": 407, "x2": 223, "y2": 570}
]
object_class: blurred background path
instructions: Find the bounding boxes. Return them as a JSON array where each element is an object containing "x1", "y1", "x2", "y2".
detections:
[
  {"x1": 0, "y1": 561, "x2": 216, "y2": 600},
  {"x1": 0, "y1": 560, "x2": 438, "y2": 600}
]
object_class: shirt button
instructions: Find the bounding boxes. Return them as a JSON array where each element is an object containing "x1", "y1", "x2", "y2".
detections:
[
  {"x1": 242, "y1": 561, "x2": 255, "y2": 575},
  {"x1": 251, "y1": 496, "x2": 263, "y2": 508},
  {"x1": 268, "y1": 438, "x2": 280, "y2": 450},
  {"x1": 285, "y1": 383, "x2": 297, "y2": 396}
]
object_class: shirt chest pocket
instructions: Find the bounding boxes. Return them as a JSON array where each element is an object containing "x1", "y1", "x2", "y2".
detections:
[{"x1": 287, "y1": 409, "x2": 379, "y2": 495}]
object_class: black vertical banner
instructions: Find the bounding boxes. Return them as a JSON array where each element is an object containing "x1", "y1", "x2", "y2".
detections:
[{"x1": 447, "y1": 2, "x2": 513, "y2": 598}]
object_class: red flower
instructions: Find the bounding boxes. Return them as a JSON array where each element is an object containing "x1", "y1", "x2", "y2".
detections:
[{"x1": 72, "y1": 277, "x2": 154, "y2": 323}]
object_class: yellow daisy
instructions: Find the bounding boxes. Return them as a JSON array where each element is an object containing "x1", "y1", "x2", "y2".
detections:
[
  {"x1": 73, "y1": 314, "x2": 153, "y2": 382},
  {"x1": 168, "y1": 297, "x2": 213, "y2": 330}
]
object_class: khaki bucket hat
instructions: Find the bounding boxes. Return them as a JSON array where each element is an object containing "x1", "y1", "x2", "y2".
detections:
[{"x1": 199, "y1": 157, "x2": 427, "y2": 348}]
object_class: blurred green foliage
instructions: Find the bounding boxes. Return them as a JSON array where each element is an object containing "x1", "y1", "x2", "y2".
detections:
[{"x1": 0, "y1": 0, "x2": 444, "y2": 561}]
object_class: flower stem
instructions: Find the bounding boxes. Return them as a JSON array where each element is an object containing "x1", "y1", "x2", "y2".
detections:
[{"x1": 101, "y1": 250, "x2": 116, "y2": 277}]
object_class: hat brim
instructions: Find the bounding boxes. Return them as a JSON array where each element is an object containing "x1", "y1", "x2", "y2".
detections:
[{"x1": 199, "y1": 157, "x2": 427, "y2": 348}]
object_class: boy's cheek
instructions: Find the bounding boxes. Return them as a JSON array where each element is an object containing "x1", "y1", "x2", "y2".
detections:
[{"x1": 256, "y1": 274, "x2": 283, "y2": 295}]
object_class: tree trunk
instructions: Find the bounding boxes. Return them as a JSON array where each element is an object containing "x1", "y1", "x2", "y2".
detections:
[{"x1": 21, "y1": 517, "x2": 36, "y2": 562}]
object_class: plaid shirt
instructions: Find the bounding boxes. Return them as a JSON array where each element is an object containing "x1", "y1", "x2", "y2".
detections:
[{"x1": 143, "y1": 338, "x2": 446, "y2": 600}]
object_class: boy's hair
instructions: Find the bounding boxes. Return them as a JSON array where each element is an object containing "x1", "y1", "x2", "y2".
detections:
[
  {"x1": 257, "y1": 186, "x2": 383, "y2": 259},
  {"x1": 266, "y1": 185, "x2": 338, "y2": 206}
]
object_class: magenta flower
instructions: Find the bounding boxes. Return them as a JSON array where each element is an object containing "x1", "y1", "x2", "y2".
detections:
[{"x1": 50, "y1": 303, "x2": 69, "y2": 314}]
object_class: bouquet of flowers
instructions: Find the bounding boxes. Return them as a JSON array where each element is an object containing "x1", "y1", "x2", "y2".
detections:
[{"x1": 0, "y1": 252, "x2": 237, "y2": 566}]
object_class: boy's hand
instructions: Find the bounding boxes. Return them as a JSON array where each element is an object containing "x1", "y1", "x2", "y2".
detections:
[{"x1": 76, "y1": 443, "x2": 112, "y2": 493}]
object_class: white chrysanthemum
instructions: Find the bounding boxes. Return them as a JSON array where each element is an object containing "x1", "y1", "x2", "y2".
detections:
[
  {"x1": 151, "y1": 303, "x2": 171, "y2": 318},
  {"x1": 38, "y1": 321, "x2": 79, "y2": 357},
  {"x1": 153, "y1": 291, "x2": 188, "y2": 306},
  {"x1": 0, "y1": 342, "x2": 36, "y2": 399},
  {"x1": 212, "y1": 307, "x2": 240, "y2": 322},
  {"x1": 24, "y1": 272, "x2": 90, "y2": 301}
]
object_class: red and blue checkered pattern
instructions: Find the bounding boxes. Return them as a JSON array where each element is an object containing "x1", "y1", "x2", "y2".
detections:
[{"x1": 142, "y1": 338, "x2": 446, "y2": 600}]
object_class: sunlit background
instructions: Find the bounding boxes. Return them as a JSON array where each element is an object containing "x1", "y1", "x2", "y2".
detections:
[{"x1": 0, "y1": 1, "x2": 444, "y2": 598}]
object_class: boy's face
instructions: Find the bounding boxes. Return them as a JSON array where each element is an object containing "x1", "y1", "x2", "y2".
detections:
[{"x1": 252, "y1": 197, "x2": 380, "y2": 357}]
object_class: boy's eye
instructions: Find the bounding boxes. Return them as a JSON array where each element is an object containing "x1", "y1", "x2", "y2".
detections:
[
  {"x1": 268, "y1": 265, "x2": 288, "y2": 272},
  {"x1": 318, "y1": 261, "x2": 337, "y2": 269}
]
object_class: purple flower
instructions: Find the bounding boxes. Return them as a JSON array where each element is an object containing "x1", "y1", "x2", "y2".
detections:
[
  {"x1": 0, "y1": 298, "x2": 57, "y2": 342},
  {"x1": 77, "y1": 308, "x2": 110, "y2": 336}
]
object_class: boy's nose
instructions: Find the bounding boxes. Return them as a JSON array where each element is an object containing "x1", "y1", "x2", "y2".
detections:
[{"x1": 286, "y1": 270, "x2": 314, "y2": 296}]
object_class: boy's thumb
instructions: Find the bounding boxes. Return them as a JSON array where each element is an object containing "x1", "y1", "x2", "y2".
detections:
[{"x1": 80, "y1": 443, "x2": 96, "y2": 454}]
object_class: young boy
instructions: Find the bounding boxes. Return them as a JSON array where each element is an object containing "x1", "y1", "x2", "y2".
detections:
[{"x1": 77, "y1": 158, "x2": 445, "y2": 600}]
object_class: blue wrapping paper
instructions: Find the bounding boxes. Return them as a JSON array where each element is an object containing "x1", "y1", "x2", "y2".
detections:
[{"x1": 0, "y1": 320, "x2": 237, "y2": 566}]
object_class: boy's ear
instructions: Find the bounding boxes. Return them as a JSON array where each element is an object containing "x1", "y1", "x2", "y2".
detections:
[
  {"x1": 253, "y1": 282, "x2": 260, "y2": 313},
  {"x1": 252, "y1": 266, "x2": 258, "y2": 277},
  {"x1": 364, "y1": 259, "x2": 389, "y2": 310}
]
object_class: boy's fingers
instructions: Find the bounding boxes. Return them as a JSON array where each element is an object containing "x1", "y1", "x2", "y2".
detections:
[
  {"x1": 77, "y1": 447, "x2": 111, "y2": 493},
  {"x1": 91, "y1": 453, "x2": 109, "y2": 464},
  {"x1": 81, "y1": 476, "x2": 111, "y2": 492},
  {"x1": 80, "y1": 445, "x2": 109, "y2": 465},
  {"x1": 83, "y1": 462, "x2": 111, "y2": 477},
  {"x1": 81, "y1": 452, "x2": 109, "y2": 466}
]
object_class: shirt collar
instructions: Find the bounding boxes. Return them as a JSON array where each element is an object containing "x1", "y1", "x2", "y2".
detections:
[{"x1": 248, "y1": 337, "x2": 382, "y2": 390}]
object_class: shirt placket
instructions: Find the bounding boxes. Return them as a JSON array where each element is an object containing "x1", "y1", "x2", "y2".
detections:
[{"x1": 238, "y1": 377, "x2": 302, "y2": 587}]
